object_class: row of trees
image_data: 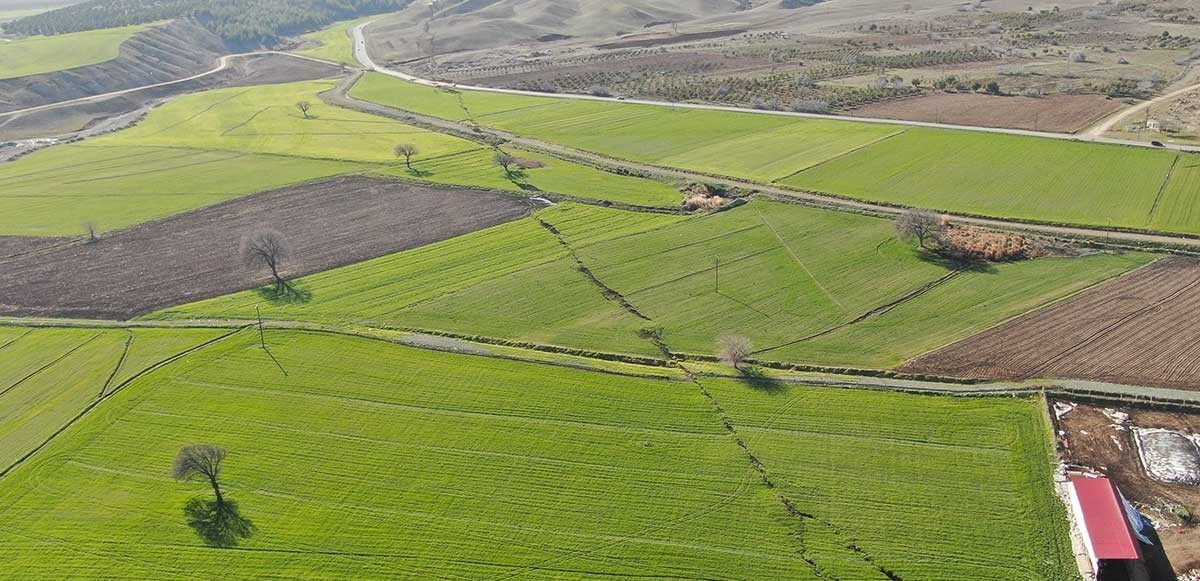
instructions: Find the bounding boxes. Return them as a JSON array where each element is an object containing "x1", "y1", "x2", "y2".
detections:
[{"x1": 3, "y1": 0, "x2": 407, "y2": 47}]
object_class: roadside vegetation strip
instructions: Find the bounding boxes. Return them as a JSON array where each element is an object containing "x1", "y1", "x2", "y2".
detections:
[
  {"x1": 0, "y1": 24, "x2": 147, "y2": 80},
  {"x1": 705, "y1": 379, "x2": 1079, "y2": 581},
  {"x1": 0, "y1": 326, "x2": 225, "y2": 473},
  {"x1": 372, "y1": 147, "x2": 683, "y2": 208},
  {"x1": 0, "y1": 331, "x2": 820, "y2": 579},
  {"x1": 353, "y1": 73, "x2": 901, "y2": 182},
  {"x1": 0, "y1": 144, "x2": 362, "y2": 236}
]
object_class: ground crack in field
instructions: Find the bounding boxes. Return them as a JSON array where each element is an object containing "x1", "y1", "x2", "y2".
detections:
[
  {"x1": 754, "y1": 269, "x2": 964, "y2": 356},
  {"x1": 683, "y1": 366, "x2": 902, "y2": 581}
]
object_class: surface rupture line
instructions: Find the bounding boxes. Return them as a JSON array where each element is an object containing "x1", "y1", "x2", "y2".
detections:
[
  {"x1": 97, "y1": 331, "x2": 134, "y2": 399},
  {"x1": 0, "y1": 332, "x2": 104, "y2": 400},
  {"x1": 1145, "y1": 154, "x2": 1181, "y2": 227}
]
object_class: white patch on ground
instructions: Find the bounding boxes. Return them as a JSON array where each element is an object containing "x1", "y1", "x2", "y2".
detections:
[
  {"x1": 1134, "y1": 428, "x2": 1200, "y2": 484},
  {"x1": 1054, "y1": 401, "x2": 1077, "y2": 418},
  {"x1": 1110, "y1": 434, "x2": 1123, "y2": 451},
  {"x1": 1102, "y1": 408, "x2": 1130, "y2": 424}
]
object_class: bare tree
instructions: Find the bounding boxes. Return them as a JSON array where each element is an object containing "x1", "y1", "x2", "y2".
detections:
[
  {"x1": 718, "y1": 335, "x2": 753, "y2": 371},
  {"x1": 241, "y1": 230, "x2": 290, "y2": 292},
  {"x1": 394, "y1": 143, "x2": 419, "y2": 170},
  {"x1": 173, "y1": 444, "x2": 228, "y2": 505},
  {"x1": 84, "y1": 222, "x2": 98, "y2": 244},
  {"x1": 296, "y1": 101, "x2": 312, "y2": 119},
  {"x1": 494, "y1": 151, "x2": 517, "y2": 176},
  {"x1": 895, "y1": 208, "x2": 946, "y2": 249}
]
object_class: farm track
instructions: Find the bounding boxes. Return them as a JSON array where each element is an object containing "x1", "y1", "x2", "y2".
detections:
[{"x1": 328, "y1": 65, "x2": 1200, "y2": 252}]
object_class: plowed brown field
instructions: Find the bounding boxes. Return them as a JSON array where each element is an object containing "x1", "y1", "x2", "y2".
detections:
[
  {"x1": 904, "y1": 258, "x2": 1200, "y2": 389},
  {"x1": 0, "y1": 176, "x2": 532, "y2": 319}
]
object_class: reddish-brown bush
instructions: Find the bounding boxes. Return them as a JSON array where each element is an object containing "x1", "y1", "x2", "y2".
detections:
[{"x1": 940, "y1": 227, "x2": 1029, "y2": 261}]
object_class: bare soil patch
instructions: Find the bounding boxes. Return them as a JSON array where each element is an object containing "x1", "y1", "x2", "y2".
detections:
[
  {"x1": 0, "y1": 235, "x2": 66, "y2": 259},
  {"x1": 0, "y1": 176, "x2": 533, "y2": 319},
  {"x1": 904, "y1": 258, "x2": 1200, "y2": 390},
  {"x1": 1052, "y1": 400, "x2": 1200, "y2": 574},
  {"x1": 848, "y1": 93, "x2": 1123, "y2": 133}
]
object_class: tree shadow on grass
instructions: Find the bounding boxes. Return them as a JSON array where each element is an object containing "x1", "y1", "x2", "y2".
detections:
[
  {"x1": 406, "y1": 167, "x2": 433, "y2": 178},
  {"x1": 737, "y1": 365, "x2": 788, "y2": 394},
  {"x1": 184, "y1": 498, "x2": 256, "y2": 548},
  {"x1": 915, "y1": 250, "x2": 997, "y2": 274},
  {"x1": 254, "y1": 281, "x2": 313, "y2": 305}
]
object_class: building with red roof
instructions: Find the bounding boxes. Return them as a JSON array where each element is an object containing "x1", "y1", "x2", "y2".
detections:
[{"x1": 1068, "y1": 476, "x2": 1149, "y2": 581}]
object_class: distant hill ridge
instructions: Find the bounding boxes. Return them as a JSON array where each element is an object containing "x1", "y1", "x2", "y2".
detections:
[{"x1": 2, "y1": 0, "x2": 411, "y2": 48}]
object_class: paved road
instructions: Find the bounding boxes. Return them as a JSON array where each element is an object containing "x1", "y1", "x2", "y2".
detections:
[
  {"x1": 0, "y1": 50, "x2": 343, "y2": 119},
  {"x1": 351, "y1": 22, "x2": 1200, "y2": 154}
]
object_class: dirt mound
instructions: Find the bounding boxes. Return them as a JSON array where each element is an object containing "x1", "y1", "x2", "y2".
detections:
[
  {"x1": 0, "y1": 19, "x2": 226, "y2": 114},
  {"x1": 903, "y1": 258, "x2": 1200, "y2": 390},
  {"x1": 0, "y1": 176, "x2": 533, "y2": 319}
]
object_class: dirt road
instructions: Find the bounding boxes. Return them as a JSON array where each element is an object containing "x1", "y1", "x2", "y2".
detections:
[{"x1": 1085, "y1": 79, "x2": 1200, "y2": 138}]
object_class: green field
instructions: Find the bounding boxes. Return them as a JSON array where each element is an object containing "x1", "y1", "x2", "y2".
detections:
[
  {"x1": 0, "y1": 24, "x2": 146, "y2": 79},
  {"x1": 150, "y1": 200, "x2": 1148, "y2": 367},
  {"x1": 0, "y1": 326, "x2": 225, "y2": 472},
  {"x1": 0, "y1": 82, "x2": 680, "y2": 237},
  {"x1": 0, "y1": 328, "x2": 1076, "y2": 579},
  {"x1": 351, "y1": 74, "x2": 1200, "y2": 234},
  {"x1": 352, "y1": 73, "x2": 903, "y2": 181},
  {"x1": 293, "y1": 16, "x2": 371, "y2": 66},
  {"x1": 1149, "y1": 156, "x2": 1200, "y2": 233},
  {"x1": 0, "y1": 144, "x2": 362, "y2": 236},
  {"x1": 783, "y1": 128, "x2": 1182, "y2": 231},
  {"x1": 149, "y1": 205, "x2": 685, "y2": 357}
]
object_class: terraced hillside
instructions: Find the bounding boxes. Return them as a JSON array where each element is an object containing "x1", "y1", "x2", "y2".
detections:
[{"x1": 0, "y1": 20, "x2": 226, "y2": 113}]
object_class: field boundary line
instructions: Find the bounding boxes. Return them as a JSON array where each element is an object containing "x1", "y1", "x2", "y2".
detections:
[
  {"x1": 221, "y1": 105, "x2": 274, "y2": 136},
  {"x1": 0, "y1": 328, "x2": 33, "y2": 353},
  {"x1": 753, "y1": 269, "x2": 963, "y2": 356},
  {"x1": 755, "y1": 206, "x2": 844, "y2": 311},
  {"x1": 0, "y1": 332, "x2": 104, "y2": 400},
  {"x1": 1144, "y1": 154, "x2": 1181, "y2": 227},
  {"x1": 0, "y1": 326, "x2": 247, "y2": 480},
  {"x1": 771, "y1": 128, "x2": 908, "y2": 184},
  {"x1": 898, "y1": 255, "x2": 1166, "y2": 369}
]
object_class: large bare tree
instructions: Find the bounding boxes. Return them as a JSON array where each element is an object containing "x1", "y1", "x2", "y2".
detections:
[
  {"x1": 241, "y1": 230, "x2": 290, "y2": 292},
  {"x1": 718, "y1": 335, "x2": 753, "y2": 371},
  {"x1": 494, "y1": 151, "x2": 517, "y2": 177},
  {"x1": 394, "y1": 143, "x2": 419, "y2": 170},
  {"x1": 895, "y1": 208, "x2": 946, "y2": 249},
  {"x1": 296, "y1": 101, "x2": 312, "y2": 119},
  {"x1": 173, "y1": 444, "x2": 228, "y2": 505}
]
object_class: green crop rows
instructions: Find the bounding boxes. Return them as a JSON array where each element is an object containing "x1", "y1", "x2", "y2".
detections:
[
  {"x1": 0, "y1": 329, "x2": 1077, "y2": 579},
  {"x1": 151, "y1": 200, "x2": 1149, "y2": 367},
  {"x1": 352, "y1": 74, "x2": 1200, "y2": 234}
]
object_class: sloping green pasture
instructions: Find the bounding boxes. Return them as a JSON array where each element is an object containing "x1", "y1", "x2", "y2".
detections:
[
  {"x1": 1149, "y1": 156, "x2": 1200, "y2": 233},
  {"x1": 0, "y1": 24, "x2": 146, "y2": 79},
  {"x1": 0, "y1": 330, "x2": 817, "y2": 579},
  {"x1": 351, "y1": 73, "x2": 903, "y2": 181},
  {"x1": 568, "y1": 200, "x2": 1149, "y2": 366},
  {"x1": 705, "y1": 378, "x2": 1077, "y2": 581},
  {"x1": 0, "y1": 144, "x2": 360, "y2": 236},
  {"x1": 0, "y1": 329, "x2": 1076, "y2": 579},
  {"x1": 149, "y1": 201, "x2": 1148, "y2": 367},
  {"x1": 0, "y1": 326, "x2": 224, "y2": 472},
  {"x1": 292, "y1": 16, "x2": 371, "y2": 66},
  {"x1": 148, "y1": 205, "x2": 686, "y2": 357}
]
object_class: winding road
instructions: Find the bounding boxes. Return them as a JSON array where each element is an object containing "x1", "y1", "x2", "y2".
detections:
[{"x1": 351, "y1": 22, "x2": 1200, "y2": 153}]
